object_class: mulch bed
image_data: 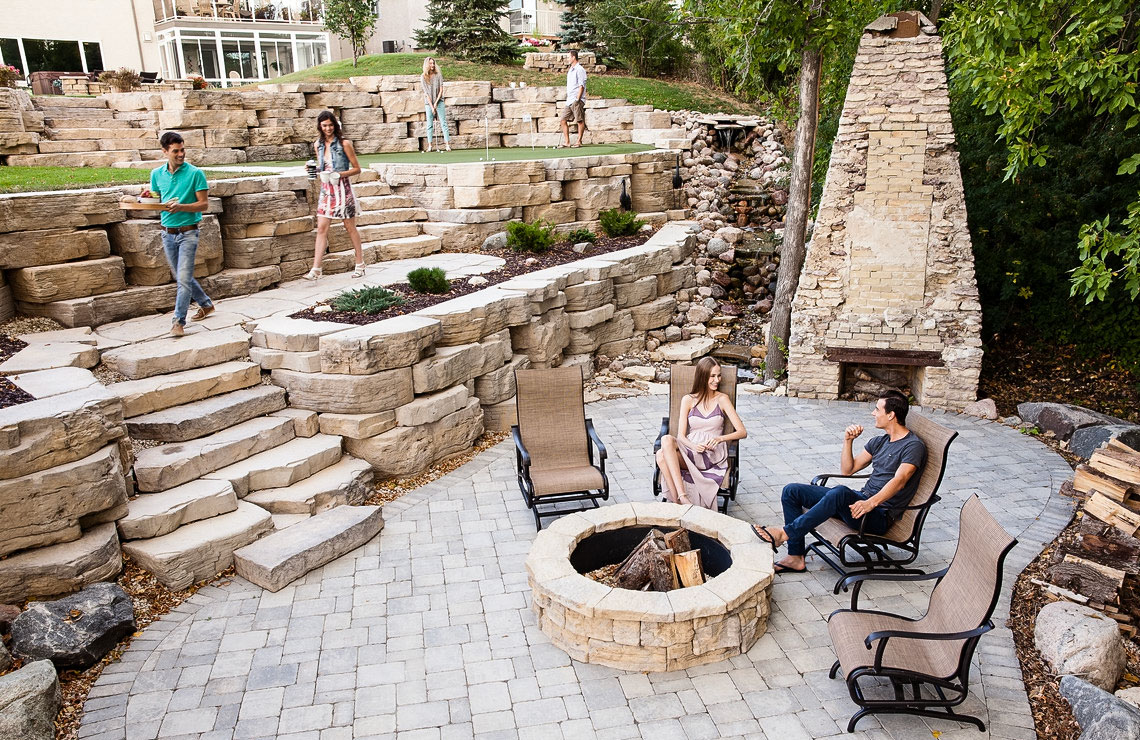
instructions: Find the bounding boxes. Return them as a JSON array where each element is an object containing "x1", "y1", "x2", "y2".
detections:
[
  {"x1": 981, "y1": 334, "x2": 1140, "y2": 423},
  {"x1": 291, "y1": 232, "x2": 653, "y2": 325},
  {"x1": 0, "y1": 334, "x2": 34, "y2": 409}
]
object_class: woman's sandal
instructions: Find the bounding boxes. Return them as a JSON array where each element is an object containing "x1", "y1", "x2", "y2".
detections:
[
  {"x1": 774, "y1": 563, "x2": 807, "y2": 574},
  {"x1": 303, "y1": 267, "x2": 322, "y2": 281},
  {"x1": 753, "y1": 525, "x2": 779, "y2": 552},
  {"x1": 351, "y1": 263, "x2": 366, "y2": 278}
]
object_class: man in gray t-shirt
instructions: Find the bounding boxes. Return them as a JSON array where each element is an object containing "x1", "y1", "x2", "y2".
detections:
[{"x1": 752, "y1": 389, "x2": 927, "y2": 574}]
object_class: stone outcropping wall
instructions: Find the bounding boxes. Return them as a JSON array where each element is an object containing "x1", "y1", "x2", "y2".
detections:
[
  {"x1": 0, "y1": 78, "x2": 684, "y2": 167},
  {"x1": 0, "y1": 385, "x2": 130, "y2": 603},
  {"x1": 786, "y1": 20, "x2": 982, "y2": 410},
  {"x1": 523, "y1": 51, "x2": 607, "y2": 74}
]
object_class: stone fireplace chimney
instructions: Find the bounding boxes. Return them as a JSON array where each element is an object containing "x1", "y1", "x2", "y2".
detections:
[{"x1": 786, "y1": 12, "x2": 982, "y2": 411}]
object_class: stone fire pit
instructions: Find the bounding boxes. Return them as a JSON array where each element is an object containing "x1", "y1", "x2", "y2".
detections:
[{"x1": 526, "y1": 502, "x2": 774, "y2": 672}]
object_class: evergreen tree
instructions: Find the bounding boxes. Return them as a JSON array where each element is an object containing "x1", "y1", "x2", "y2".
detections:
[
  {"x1": 560, "y1": 0, "x2": 602, "y2": 50},
  {"x1": 415, "y1": 0, "x2": 521, "y2": 63}
]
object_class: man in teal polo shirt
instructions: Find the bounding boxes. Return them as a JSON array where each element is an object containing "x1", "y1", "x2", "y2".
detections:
[{"x1": 150, "y1": 131, "x2": 214, "y2": 337}]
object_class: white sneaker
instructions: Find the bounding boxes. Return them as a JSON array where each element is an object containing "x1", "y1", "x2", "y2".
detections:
[
  {"x1": 303, "y1": 267, "x2": 322, "y2": 281},
  {"x1": 352, "y1": 263, "x2": 366, "y2": 278}
]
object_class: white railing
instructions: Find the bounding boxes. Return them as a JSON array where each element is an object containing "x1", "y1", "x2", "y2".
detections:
[
  {"x1": 509, "y1": 9, "x2": 563, "y2": 37},
  {"x1": 154, "y1": 0, "x2": 323, "y2": 24}
]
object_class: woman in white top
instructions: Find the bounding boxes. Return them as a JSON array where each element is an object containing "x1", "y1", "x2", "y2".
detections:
[{"x1": 421, "y1": 57, "x2": 451, "y2": 152}]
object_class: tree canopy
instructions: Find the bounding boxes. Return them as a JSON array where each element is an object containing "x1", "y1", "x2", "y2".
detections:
[
  {"x1": 414, "y1": 0, "x2": 521, "y2": 64},
  {"x1": 322, "y1": 0, "x2": 377, "y2": 67}
]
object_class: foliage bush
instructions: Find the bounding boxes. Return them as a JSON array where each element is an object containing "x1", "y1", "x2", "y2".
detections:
[
  {"x1": 562, "y1": 227, "x2": 597, "y2": 244},
  {"x1": 406, "y1": 266, "x2": 451, "y2": 294},
  {"x1": 330, "y1": 286, "x2": 405, "y2": 314},
  {"x1": 589, "y1": 0, "x2": 688, "y2": 77},
  {"x1": 599, "y1": 209, "x2": 645, "y2": 237},
  {"x1": 188, "y1": 75, "x2": 208, "y2": 90},
  {"x1": 0, "y1": 65, "x2": 21, "y2": 88},
  {"x1": 415, "y1": 0, "x2": 521, "y2": 64},
  {"x1": 506, "y1": 220, "x2": 556, "y2": 253},
  {"x1": 99, "y1": 68, "x2": 141, "y2": 92}
]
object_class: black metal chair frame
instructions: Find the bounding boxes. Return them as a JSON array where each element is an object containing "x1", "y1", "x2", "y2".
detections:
[
  {"x1": 807, "y1": 424, "x2": 957, "y2": 593},
  {"x1": 512, "y1": 419, "x2": 609, "y2": 531},
  {"x1": 827, "y1": 531, "x2": 1017, "y2": 733}
]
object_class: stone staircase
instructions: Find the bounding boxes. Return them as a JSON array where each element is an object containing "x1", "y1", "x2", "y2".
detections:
[
  {"x1": 346, "y1": 181, "x2": 443, "y2": 264},
  {"x1": 99, "y1": 325, "x2": 380, "y2": 591}
]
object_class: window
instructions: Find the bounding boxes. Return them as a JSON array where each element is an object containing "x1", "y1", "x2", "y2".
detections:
[
  {"x1": 82, "y1": 42, "x2": 103, "y2": 73},
  {"x1": 21, "y1": 38, "x2": 83, "y2": 73},
  {"x1": 0, "y1": 38, "x2": 19, "y2": 70}
]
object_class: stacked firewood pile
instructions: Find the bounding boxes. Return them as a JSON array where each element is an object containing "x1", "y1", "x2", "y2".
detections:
[
  {"x1": 586, "y1": 528, "x2": 707, "y2": 591},
  {"x1": 1044, "y1": 439, "x2": 1140, "y2": 637}
]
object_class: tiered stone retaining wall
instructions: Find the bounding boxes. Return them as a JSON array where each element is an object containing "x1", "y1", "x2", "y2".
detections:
[
  {"x1": 0, "y1": 78, "x2": 686, "y2": 167},
  {"x1": 523, "y1": 51, "x2": 607, "y2": 74}
]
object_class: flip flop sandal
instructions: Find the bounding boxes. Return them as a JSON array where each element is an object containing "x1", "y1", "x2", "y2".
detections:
[
  {"x1": 774, "y1": 563, "x2": 807, "y2": 574},
  {"x1": 753, "y1": 525, "x2": 779, "y2": 552}
]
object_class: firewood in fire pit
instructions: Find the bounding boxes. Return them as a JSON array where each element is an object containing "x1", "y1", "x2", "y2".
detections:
[
  {"x1": 673, "y1": 550, "x2": 705, "y2": 587},
  {"x1": 614, "y1": 529, "x2": 676, "y2": 591}
]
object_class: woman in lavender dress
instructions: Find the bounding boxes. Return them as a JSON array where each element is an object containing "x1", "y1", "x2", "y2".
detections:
[{"x1": 655, "y1": 357, "x2": 748, "y2": 509}]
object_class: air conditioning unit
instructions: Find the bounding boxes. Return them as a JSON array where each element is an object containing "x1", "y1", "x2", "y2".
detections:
[{"x1": 382, "y1": 40, "x2": 397, "y2": 54}]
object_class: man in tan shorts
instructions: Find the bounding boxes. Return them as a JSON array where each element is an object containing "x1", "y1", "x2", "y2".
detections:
[{"x1": 560, "y1": 49, "x2": 588, "y2": 148}]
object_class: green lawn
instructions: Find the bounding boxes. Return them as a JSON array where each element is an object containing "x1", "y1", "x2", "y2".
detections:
[
  {"x1": 259, "y1": 53, "x2": 755, "y2": 115},
  {"x1": 0, "y1": 167, "x2": 272, "y2": 194}
]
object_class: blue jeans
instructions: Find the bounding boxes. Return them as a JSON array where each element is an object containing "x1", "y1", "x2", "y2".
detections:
[
  {"x1": 162, "y1": 229, "x2": 212, "y2": 326},
  {"x1": 425, "y1": 101, "x2": 450, "y2": 143},
  {"x1": 780, "y1": 483, "x2": 890, "y2": 556}
]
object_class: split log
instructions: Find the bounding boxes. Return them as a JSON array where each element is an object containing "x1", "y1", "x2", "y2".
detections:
[
  {"x1": 1089, "y1": 448, "x2": 1140, "y2": 487},
  {"x1": 1108, "y1": 438, "x2": 1140, "y2": 456},
  {"x1": 1075, "y1": 516, "x2": 1140, "y2": 575},
  {"x1": 614, "y1": 529, "x2": 675, "y2": 592},
  {"x1": 673, "y1": 550, "x2": 705, "y2": 587},
  {"x1": 1084, "y1": 492, "x2": 1140, "y2": 536},
  {"x1": 1073, "y1": 464, "x2": 1133, "y2": 503},
  {"x1": 1051, "y1": 554, "x2": 1126, "y2": 605},
  {"x1": 1030, "y1": 577, "x2": 1089, "y2": 605},
  {"x1": 664, "y1": 529, "x2": 691, "y2": 554}
]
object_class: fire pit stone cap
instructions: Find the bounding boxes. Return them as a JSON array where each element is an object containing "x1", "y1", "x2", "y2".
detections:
[
  {"x1": 666, "y1": 584, "x2": 729, "y2": 621},
  {"x1": 631, "y1": 500, "x2": 691, "y2": 527},
  {"x1": 728, "y1": 542, "x2": 778, "y2": 573},
  {"x1": 526, "y1": 531, "x2": 578, "y2": 562},
  {"x1": 525, "y1": 555, "x2": 577, "y2": 583},
  {"x1": 704, "y1": 566, "x2": 771, "y2": 611},
  {"x1": 542, "y1": 511, "x2": 597, "y2": 542},
  {"x1": 544, "y1": 573, "x2": 610, "y2": 616},
  {"x1": 679, "y1": 505, "x2": 750, "y2": 541},
  {"x1": 595, "y1": 587, "x2": 674, "y2": 622},
  {"x1": 577, "y1": 503, "x2": 637, "y2": 532}
]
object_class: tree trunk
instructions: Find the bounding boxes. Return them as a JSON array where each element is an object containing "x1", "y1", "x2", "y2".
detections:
[
  {"x1": 929, "y1": 0, "x2": 943, "y2": 23},
  {"x1": 764, "y1": 41, "x2": 822, "y2": 381}
]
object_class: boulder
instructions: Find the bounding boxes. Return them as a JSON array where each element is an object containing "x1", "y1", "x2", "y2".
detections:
[
  {"x1": 1016, "y1": 402, "x2": 1119, "y2": 441},
  {"x1": 482, "y1": 232, "x2": 508, "y2": 250},
  {"x1": 1060, "y1": 675, "x2": 1140, "y2": 740},
  {"x1": 0, "y1": 604, "x2": 19, "y2": 633},
  {"x1": 0, "y1": 524, "x2": 122, "y2": 604},
  {"x1": 0, "y1": 660, "x2": 60, "y2": 740},
  {"x1": 962, "y1": 398, "x2": 999, "y2": 420},
  {"x1": 1034, "y1": 601, "x2": 1126, "y2": 691},
  {"x1": 1070, "y1": 424, "x2": 1140, "y2": 460},
  {"x1": 10, "y1": 583, "x2": 135, "y2": 670},
  {"x1": 0, "y1": 642, "x2": 10, "y2": 672}
]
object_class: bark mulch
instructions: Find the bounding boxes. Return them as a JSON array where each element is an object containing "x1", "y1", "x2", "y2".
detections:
[
  {"x1": 0, "y1": 334, "x2": 34, "y2": 409},
  {"x1": 291, "y1": 232, "x2": 653, "y2": 325}
]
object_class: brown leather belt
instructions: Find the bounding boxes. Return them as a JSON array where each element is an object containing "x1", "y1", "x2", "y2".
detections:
[{"x1": 163, "y1": 224, "x2": 199, "y2": 235}]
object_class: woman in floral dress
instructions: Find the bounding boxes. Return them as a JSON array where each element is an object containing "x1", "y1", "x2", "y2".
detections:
[{"x1": 304, "y1": 110, "x2": 366, "y2": 280}]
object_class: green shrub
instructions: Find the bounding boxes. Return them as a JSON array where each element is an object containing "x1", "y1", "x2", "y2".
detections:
[
  {"x1": 562, "y1": 227, "x2": 597, "y2": 244},
  {"x1": 406, "y1": 266, "x2": 451, "y2": 294},
  {"x1": 330, "y1": 286, "x2": 405, "y2": 314},
  {"x1": 599, "y1": 208, "x2": 645, "y2": 237},
  {"x1": 506, "y1": 220, "x2": 556, "y2": 253},
  {"x1": 99, "y1": 67, "x2": 141, "y2": 92}
]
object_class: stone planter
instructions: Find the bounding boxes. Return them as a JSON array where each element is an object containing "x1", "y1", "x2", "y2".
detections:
[{"x1": 526, "y1": 501, "x2": 773, "y2": 672}]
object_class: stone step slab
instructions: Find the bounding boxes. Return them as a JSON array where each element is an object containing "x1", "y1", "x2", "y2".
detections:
[
  {"x1": 271, "y1": 408, "x2": 320, "y2": 438},
  {"x1": 0, "y1": 386, "x2": 126, "y2": 481},
  {"x1": 249, "y1": 346, "x2": 322, "y2": 373},
  {"x1": 0, "y1": 523, "x2": 122, "y2": 604},
  {"x1": 7, "y1": 256, "x2": 127, "y2": 303},
  {"x1": 8, "y1": 367, "x2": 101, "y2": 400},
  {"x1": 101, "y1": 326, "x2": 250, "y2": 380},
  {"x1": 0, "y1": 341, "x2": 100, "y2": 375},
  {"x1": 351, "y1": 181, "x2": 392, "y2": 197},
  {"x1": 126, "y1": 384, "x2": 287, "y2": 442},
  {"x1": 120, "y1": 502, "x2": 273, "y2": 591},
  {"x1": 250, "y1": 316, "x2": 351, "y2": 353},
  {"x1": 133, "y1": 415, "x2": 295, "y2": 493},
  {"x1": 355, "y1": 207, "x2": 427, "y2": 227},
  {"x1": 108, "y1": 360, "x2": 261, "y2": 417},
  {"x1": 0, "y1": 443, "x2": 128, "y2": 558},
  {"x1": 245, "y1": 456, "x2": 373, "y2": 514},
  {"x1": 203, "y1": 433, "x2": 343, "y2": 497},
  {"x1": 371, "y1": 234, "x2": 442, "y2": 261},
  {"x1": 357, "y1": 194, "x2": 415, "y2": 210},
  {"x1": 117, "y1": 479, "x2": 239, "y2": 541},
  {"x1": 233, "y1": 505, "x2": 383, "y2": 592},
  {"x1": 271, "y1": 367, "x2": 413, "y2": 414}
]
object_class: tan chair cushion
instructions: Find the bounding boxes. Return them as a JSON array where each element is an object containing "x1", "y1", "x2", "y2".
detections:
[
  {"x1": 813, "y1": 513, "x2": 911, "y2": 546},
  {"x1": 530, "y1": 465, "x2": 605, "y2": 497},
  {"x1": 828, "y1": 610, "x2": 964, "y2": 681}
]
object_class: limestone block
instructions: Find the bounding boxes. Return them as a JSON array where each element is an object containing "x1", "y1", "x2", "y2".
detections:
[
  {"x1": 0, "y1": 443, "x2": 127, "y2": 557},
  {"x1": 0, "y1": 386, "x2": 126, "y2": 481},
  {"x1": 631, "y1": 296, "x2": 676, "y2": 330},
  {"x1": 658, "y1": 337, "x2": 715, "y2": 361},
  {"x1": 157, "y1": 109, "x2": 258, "y2": 129},
  {"x1": 617, "y1": 244, "x2": 674, "y2": 278},
  {"x1": 107, "y1": 215, "x2": 222, "y2": 271},
  {"x1": 0, "y1": 228, "x2": 111, "y2": 270},
  {"x1": 219, "y1": 191, "x2": 310, "y2": 224},
  {"x1": 120, "y1": 502, "x2": 273, "y2": 591},
  {"x1": 447, "y1": 161, "x2": 545, "y2": 187},
  {"x1": 8, "y1": 367, "x2": 101, "y2": 400},
  {"x1": 480, "y1": 328, "x2": 514, "y2": 373},
  {"x1": 8, "y1": 256, "x2": 126, "y2": 303},
  {"x1": 0, "y1": 190, "x2": 124, "y2": 234},
  {"x1": 116, "y1": 479, "x2": 238, "y2": 540},
  {"x1": 633, "y1": 111, "x2": 672, "y2": 129},
  {"x1": 245, "y1": 456, "x2": 373, "y2": 514},
  {"x1": 510, "y1": 309, "x2": 570, "y2": 365},
  {"x1": 567, "y1": 304, "x2": 615, "y2": 330},
  {"x1": 563, "y1": 176, "x2": 623, "y2": 211},
  {"x1": 481, "y1": 398, "x2": 518, "y2": 432},
  {"x1": 318, "y1": 411, "x2": 396, "y2": 439},
  {"x1": 271, "y1": 408, "x2": 320, "y2": 438},
  {"x1": 251, "y1": 316, "x2": 351, "y2": 353},
  {"x1": 318, "y1": 315, "x2": 441, "y2": 375},
  {"x1": 397, "y1": 384, "x2": 470, "y2": 427},
  {"x1": 501, "y1": 102, "x2": 557, "y2": 119},
  {"x1": 416, "y1": 288, "x2": 530, "y2": 346},
  {"x1": 305, "y1": 92, "x2": 376, "y2": 109},
  {"x1": 442, "y1": 80, "x2": 492, "y2": 100},
  {"x1": 203, "y1": 433, "x2": 342, "y2": 497},
  {"x1": 474, "y1": 354, "x2": 531, "y2": 406},
  {"x1": 378, "y1": 90, "x2": 423, "y2": 115},
  {"x1": 522, "y1": 200, "x2": 578, "y2": 225},
  {"x1": 101, "y1": 326, "x2": 250, "y2": 380},
  {"x1": 0, "y1": 341, "x2": 100, "y2": 374},
  {"x1": 412, "y1": 343, "x2": 486, "y2": 394},
  {"x1": 271, "y1": 367, "x2": 414, "y2": 414},
  {"x1": 453, "y1": 183, "x2": 551, "y2": 209},
  {"x1": 0, "y1": 524, "x2": 122, "y2": 604},
  {"x1": 126, "y1": 385, "x2": 287, "y2": 442},
  {"x1": 204, "y1": 128, "x2": 249, "y2": 148},
  {"x1": 658, "y1": 265, "x2": 695, "y2": 295},
  {"x1": 107, "y1": 360, "x2": 261, "y2": 418},
  {"x1": 564, "y1": 280, "x2": 614, "y2": 312},
  {"x1": 345, "y1": 398, "x2": 482, "y2": 478},
  {"x1": 249, "y1": 346, "x2": 321, "y2": 373},
  {"x1": 594, "y1": 310, "x2": 636, "y2": 347}
]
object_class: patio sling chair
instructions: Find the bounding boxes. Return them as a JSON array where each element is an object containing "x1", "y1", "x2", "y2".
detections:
[
  {"x1": 807, "y1": 413, "x2": 957, "y2": 593},
  {"x1": 827, "y1": 495, "x2": 1017, "y2": 733},
  {"x1": 513, "y1": 366, "x2": 609, "y2": 530},
  {"x1": 651, "y1": 363, "x2": 740, "y2": 514}
]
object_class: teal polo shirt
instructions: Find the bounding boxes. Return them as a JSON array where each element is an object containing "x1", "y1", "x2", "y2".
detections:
[{"x1": 150, "y1": 162, "x2": 208, "y2": 228}]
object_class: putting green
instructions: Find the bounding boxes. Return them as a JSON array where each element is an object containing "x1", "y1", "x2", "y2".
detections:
[{"x1": 247, "y1": 143, "x2": 655, "y2": 169}]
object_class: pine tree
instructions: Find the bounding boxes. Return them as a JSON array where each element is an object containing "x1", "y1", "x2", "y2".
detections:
[
  {"x1": 414, "y1": 0, "x2": 521, "y2": 64},
  {"x1": 559, "y1": 1, "x2": 602, "y2": 50}
]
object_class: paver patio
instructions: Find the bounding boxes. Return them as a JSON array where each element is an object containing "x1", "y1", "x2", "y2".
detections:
[{"x1": 77, "y1": 394, "x2": 1073, "y2": 740}]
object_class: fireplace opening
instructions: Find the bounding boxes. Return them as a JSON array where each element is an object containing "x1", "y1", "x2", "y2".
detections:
[
  {"x1": 840, "y1": 363, "x2": 917, "y2": 403},
  {"x1": 569, "y1": 526, "x2": 732, "y2": 582}
]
